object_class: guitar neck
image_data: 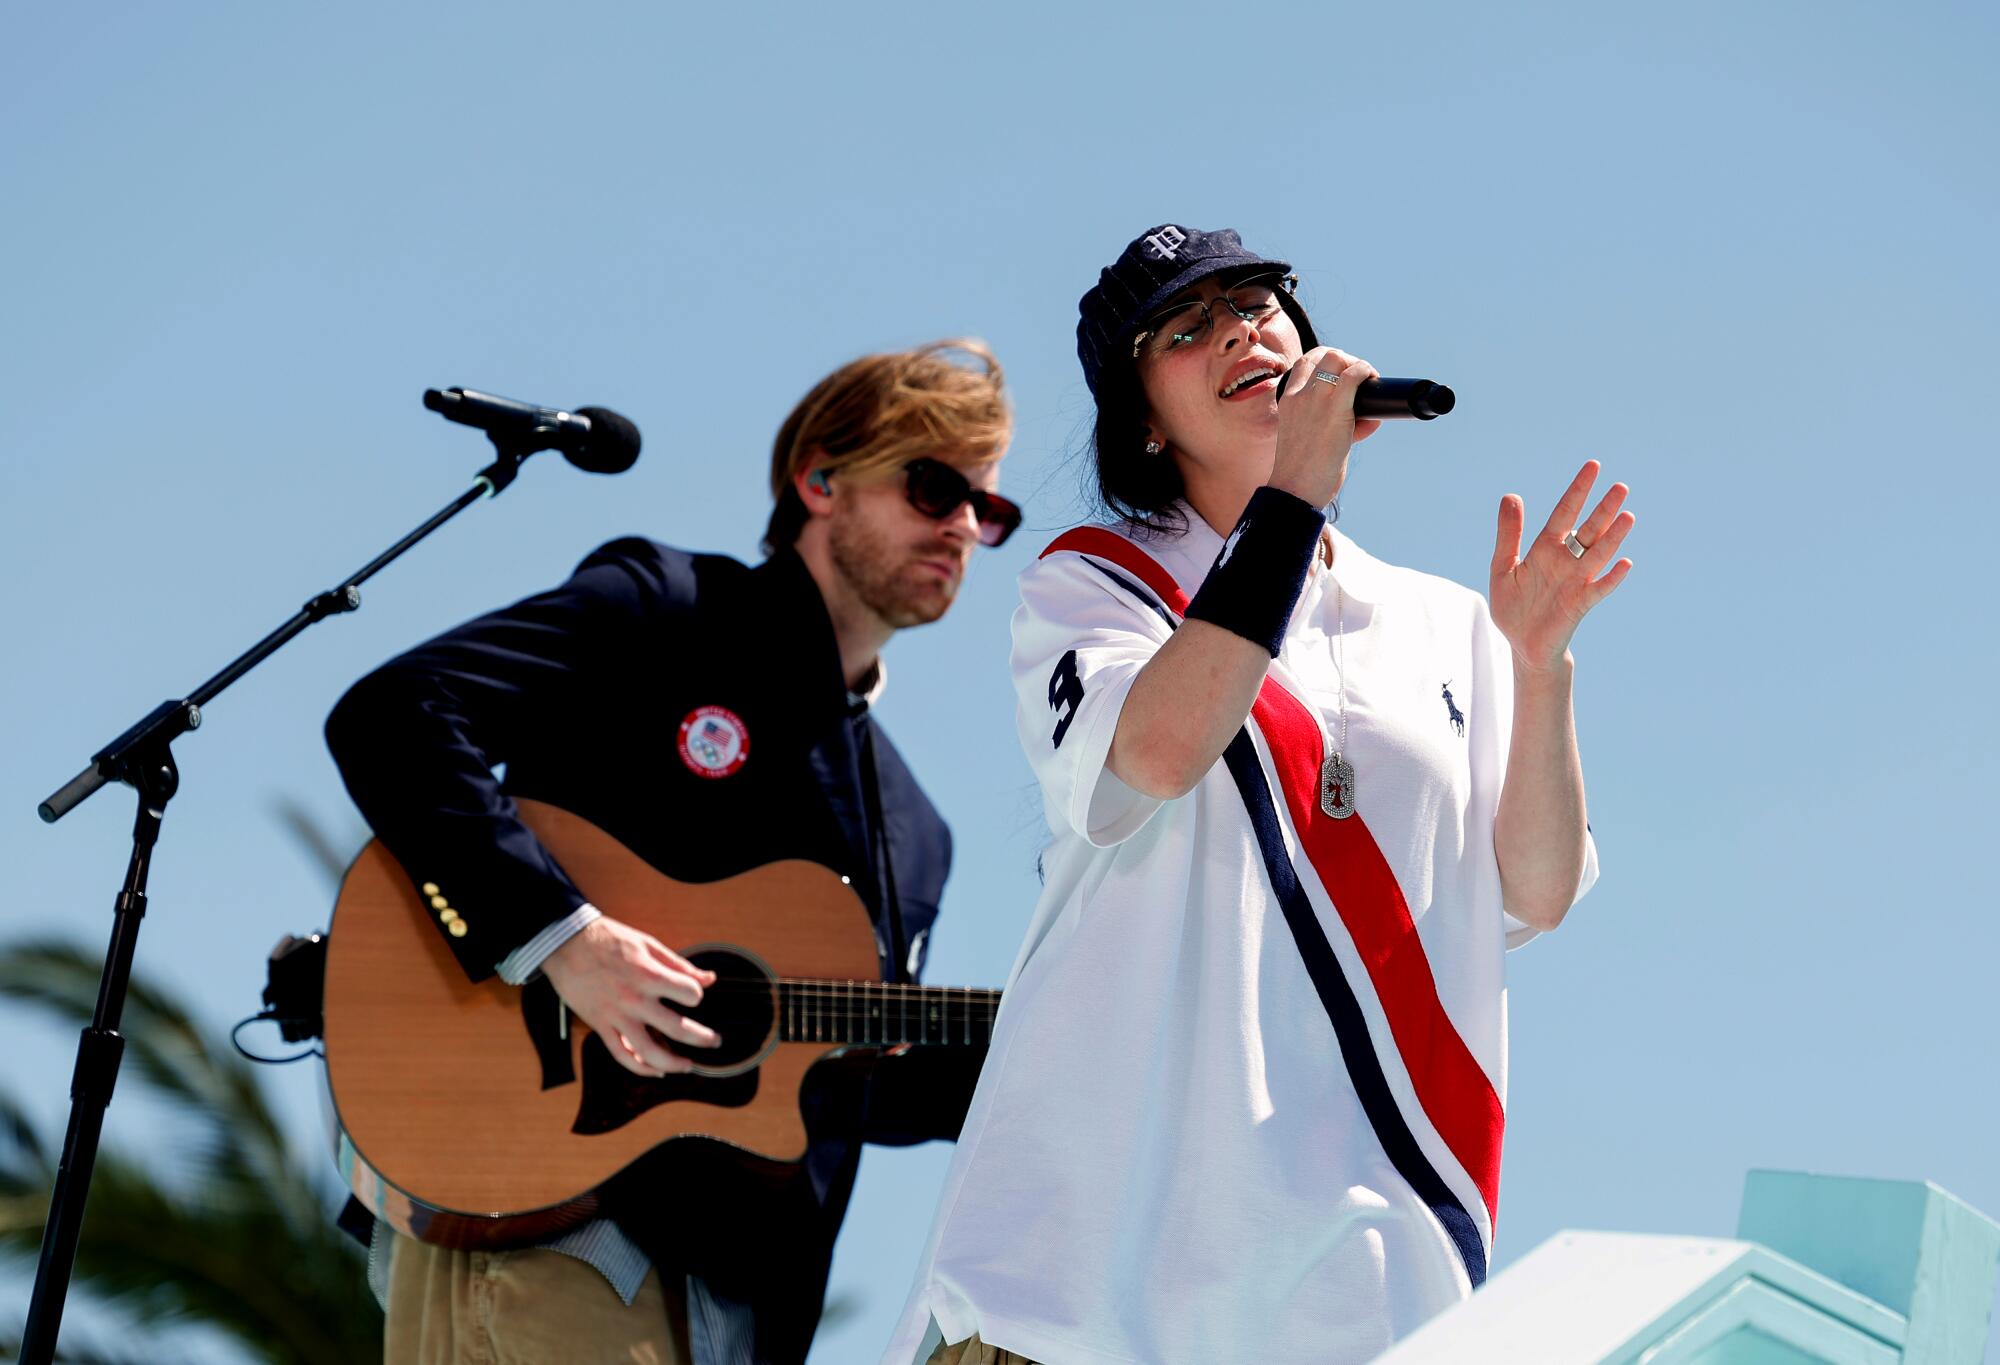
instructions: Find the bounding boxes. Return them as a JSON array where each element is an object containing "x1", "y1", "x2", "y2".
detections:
[{"x1": 777, "y1": 980, "x2": 1001, "y2": 1047}]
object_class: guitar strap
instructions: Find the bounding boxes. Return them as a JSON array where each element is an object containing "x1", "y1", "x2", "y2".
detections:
[{"x1": 856, "y1": 720, "x2": 910, "y2": 984}]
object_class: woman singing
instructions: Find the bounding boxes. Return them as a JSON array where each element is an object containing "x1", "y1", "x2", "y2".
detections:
[{"x1": 886, "y1": 224, "x2": 1633, "y2": 1365}]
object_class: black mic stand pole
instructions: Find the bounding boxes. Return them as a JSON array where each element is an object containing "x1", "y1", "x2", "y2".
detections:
[{"x1": 21, "y1": 435, "x2": 543, "y2": 1365}]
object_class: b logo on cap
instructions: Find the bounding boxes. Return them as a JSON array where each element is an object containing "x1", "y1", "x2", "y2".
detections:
[{"x1": 1142, "y1": 226, "x2": 1187, "y2": 260}]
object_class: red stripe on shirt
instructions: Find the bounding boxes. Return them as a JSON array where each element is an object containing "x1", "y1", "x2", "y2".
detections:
[{"x1": 1041, "y1": 527, "x2": 1503, "y2": 1223}]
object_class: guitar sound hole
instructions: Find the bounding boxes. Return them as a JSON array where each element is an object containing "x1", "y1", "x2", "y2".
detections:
[{"x1": 656, "y1": 947, "x2": 774, "y2": 1071}]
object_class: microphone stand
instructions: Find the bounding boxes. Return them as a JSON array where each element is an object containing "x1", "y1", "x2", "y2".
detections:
[{"x1": 21, "y1": 435, "x2": 545, "y2": 1365}]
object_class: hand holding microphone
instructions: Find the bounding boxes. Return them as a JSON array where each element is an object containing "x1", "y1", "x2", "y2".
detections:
[
  {"x1": 1273, "y1": 363, "x2": 1455, "y2": 420},
  {"x1": 1269, "y1": 346, "x2": 1454, "y2": 510},
  {"x1": 1268, "y1": 346, "x2": 1381, "y2": 510}
]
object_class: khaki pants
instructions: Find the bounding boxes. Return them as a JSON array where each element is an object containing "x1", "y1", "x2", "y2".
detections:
[
  {"x1": 385, "y1": 1233, "x2": 692, "y2": 1365},
  {"x1": 927, "y1": 1332, "x2": 1042, "y2": 1365}
]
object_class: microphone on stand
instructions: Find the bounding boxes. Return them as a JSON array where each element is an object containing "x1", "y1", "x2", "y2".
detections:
[
  {"x1": 423, "y1": 388, "x2": 642, "y2": 472},
  {"x1": 26, "y1": 372, "x2": 654, "y2": 1362}
]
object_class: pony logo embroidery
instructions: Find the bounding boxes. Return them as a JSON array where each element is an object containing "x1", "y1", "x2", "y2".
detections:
[
  {"x1": 1142, "y1": 226, "x2": 1187, "y2": 260},
  {"x1": 1441, "y1": 682, "x2": 1466, "y2": 737}
]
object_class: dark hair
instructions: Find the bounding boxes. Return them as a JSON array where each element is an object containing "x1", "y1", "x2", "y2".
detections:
[
  {"x1": 1089, "y1": 364, "x2": 1188, "y2": 537},
  {"x1": 1087, "y1": 266, "x2": 1320, "y2": 538}
]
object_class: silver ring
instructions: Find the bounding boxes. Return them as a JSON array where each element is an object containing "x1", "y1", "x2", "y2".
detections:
[
  {"x1": 1563, "y1": 531, "x2": 1589, "y2": 559},
  {"x1": 1313, "y1": 369, "x2": 1342, "y2": 386}
]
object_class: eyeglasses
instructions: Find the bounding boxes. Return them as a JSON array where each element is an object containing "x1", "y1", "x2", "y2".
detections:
[
  {"x1": 902, "y1": 458, "x2": 1021, "y2": 547},
  {"x1": 1130, "y1": 272, "x2": 1297, "y2": 360}
]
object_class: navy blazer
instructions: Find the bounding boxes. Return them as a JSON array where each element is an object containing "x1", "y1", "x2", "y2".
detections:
[{"x1": 325, "y1": 538, "x2": 983, "y2": 1356}]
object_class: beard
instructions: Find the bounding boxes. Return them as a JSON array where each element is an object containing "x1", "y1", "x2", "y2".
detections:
[{"x1": 828, "y1": 510, "x2": 961, "y2": 629}]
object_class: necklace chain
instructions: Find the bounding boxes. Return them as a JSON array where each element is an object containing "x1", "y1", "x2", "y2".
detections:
[
  {"x1": 1331, "y1": 580, "x2": 1349, "y2": 757},
  {"x1": 1318, "y1": 574, "x2": 1358, "y2": 819}
]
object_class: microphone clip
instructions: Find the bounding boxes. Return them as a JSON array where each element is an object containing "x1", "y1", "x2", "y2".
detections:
[{"x1": 473, "y1": 442, "x2": 533, "y2": 498}]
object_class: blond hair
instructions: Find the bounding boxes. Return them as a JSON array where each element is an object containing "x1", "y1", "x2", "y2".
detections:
[{"x1": 763, "y1": 339, "x2": 1010, "y2": 551}]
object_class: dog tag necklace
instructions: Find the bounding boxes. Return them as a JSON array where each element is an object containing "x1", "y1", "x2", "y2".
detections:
[{"x1": 1319, "y1": 580, "x2": 1357, "y2": 819}]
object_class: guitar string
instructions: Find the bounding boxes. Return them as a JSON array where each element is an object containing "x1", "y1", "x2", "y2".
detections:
[
  {"x1": 638, "y1": 982, "x2": 1001, "y2": 1015},
  {"x1": 676, "y1": 979, "x2": 1000, "y2": 1001},
  {"x1": 628, "y1": 979, "x2": 1000, "y2": 1044},
  {"x1": 552, "y1": 971, "x2": 999, "y2": 1036},
  {"x1": 698, "y1": 985, "x2": 1000, "y2": 1030}
]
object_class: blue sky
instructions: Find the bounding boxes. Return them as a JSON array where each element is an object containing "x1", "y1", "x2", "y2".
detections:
[{"x1": 4, "y1": 3, "x2": 1996, "y2": 1359}]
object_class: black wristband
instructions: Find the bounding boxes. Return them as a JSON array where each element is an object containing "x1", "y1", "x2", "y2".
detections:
[{"x1": 1183, "y1": 486, "x2": 1327, "y2": 656}]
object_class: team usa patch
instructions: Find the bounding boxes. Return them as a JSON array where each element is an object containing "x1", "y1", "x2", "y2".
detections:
[{"x1": 677, "y1": 705, "x2": 750, "y2": 779}]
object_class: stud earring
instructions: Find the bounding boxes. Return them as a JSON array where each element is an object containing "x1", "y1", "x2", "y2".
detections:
[{"x1": 1144, "y1": 440, "x2": 1164, "y2": 455}]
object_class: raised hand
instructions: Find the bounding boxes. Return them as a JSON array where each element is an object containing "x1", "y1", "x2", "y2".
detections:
[{"x1": 1490, "y1": 459, "x2": 1634, "y2": 673}]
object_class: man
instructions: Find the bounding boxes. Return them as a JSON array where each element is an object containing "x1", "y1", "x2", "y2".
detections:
[{"x1": 325, "y1": 339, "x2": 1019, "y2": 1364}]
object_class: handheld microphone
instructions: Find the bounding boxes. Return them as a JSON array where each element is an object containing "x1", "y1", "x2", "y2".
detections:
[
  {"x1": 1353, "y1": 378, "x2": 1454, "y2": 421},
  {"x1": 423, "y1": 388, "x2": 642, "y2": 472},
  {"x1": 1278, "y1": 376, "x2": 1455, "y2": 421}
]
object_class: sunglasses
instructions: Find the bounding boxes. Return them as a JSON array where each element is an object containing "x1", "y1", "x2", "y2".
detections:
[
  {"x1": 900, "y1": 458, "x2": 1022, "y2": 547},
  {"x1": 1130, "y1": 272, "x2": 1297, "y2": 360}
]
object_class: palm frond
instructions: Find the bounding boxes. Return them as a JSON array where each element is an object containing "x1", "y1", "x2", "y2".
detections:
[
  {"x1": 0, "y1": 1319, "x2": 190, "y2": 1365},
  {"x1": 267, "y1": 797, "x2": 367, "y2": 890},
  {"x1": 0, "y1": 1146, "x2": 377, "y2": 1365},
  {"x1": 0, "y1": 941, "x2": 317, "y2": 1231},
  {"x1": 0, "y1": 1090, "x2": 51, "y2": 1193},
  {"x1": 0, "y1": 939, "x2": 379, "y2": 1362}
]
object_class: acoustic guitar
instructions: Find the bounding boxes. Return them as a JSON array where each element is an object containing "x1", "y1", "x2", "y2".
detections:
[{"x1": 323, "y1": 798, "x2": 1000, "y2": 1248}]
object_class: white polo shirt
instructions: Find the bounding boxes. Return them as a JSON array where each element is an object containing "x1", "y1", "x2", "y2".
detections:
[{"x1": 883, "y1": 507, "x2": 1597, "y2": 1365}]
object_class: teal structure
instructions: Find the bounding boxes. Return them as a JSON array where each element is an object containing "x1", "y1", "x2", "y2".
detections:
[{"x1": 1376, "y1": 1172, "x2": 2000, "y2": 1363}]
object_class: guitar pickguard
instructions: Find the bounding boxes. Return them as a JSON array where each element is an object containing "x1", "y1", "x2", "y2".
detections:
[
  {"x1": 572, "y1": 1035, "x2": 760, "y2": 1135},
  {"x1": 521, "y1": 977, "x2": 576, "y2": 1090}
]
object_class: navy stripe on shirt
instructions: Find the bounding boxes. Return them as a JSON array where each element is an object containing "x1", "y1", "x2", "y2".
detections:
[
  {"x1": 1220, "y1": 730, "x2": 1487, "y2": 1287},
  {"x1": 1073, "y1": 547, "x2": 1488, "y2": 1286}
]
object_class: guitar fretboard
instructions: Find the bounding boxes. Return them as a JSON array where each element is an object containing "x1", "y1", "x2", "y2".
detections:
[{"x1": 777, "y1": 980, "x2": 1000, "y2": 1047}]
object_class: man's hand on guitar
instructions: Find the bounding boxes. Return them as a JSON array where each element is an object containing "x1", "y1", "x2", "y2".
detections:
[{"x1": 542, "y1": 917, "x2": 721, "y2": 1077}]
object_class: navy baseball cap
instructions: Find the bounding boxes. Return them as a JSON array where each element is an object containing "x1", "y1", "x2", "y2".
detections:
[{"x1": 1076, "y1": 223, "x2": 1319, "y2": 398}]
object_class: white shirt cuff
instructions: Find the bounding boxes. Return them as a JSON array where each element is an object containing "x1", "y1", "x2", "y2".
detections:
[{"x1": 496, "y1": 903, "x2": 602, "y2": 984}]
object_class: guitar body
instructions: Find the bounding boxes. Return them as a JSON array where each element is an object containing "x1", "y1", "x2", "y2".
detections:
[{"x1": 324, "y1": 799, "x2": 884, "y2": 1248}]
